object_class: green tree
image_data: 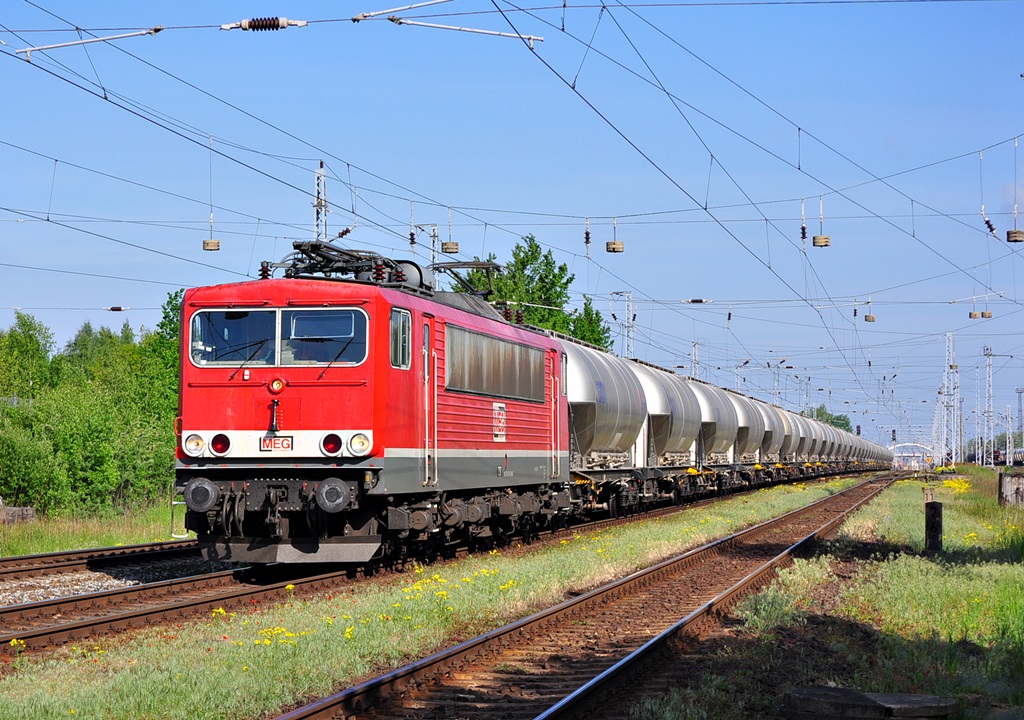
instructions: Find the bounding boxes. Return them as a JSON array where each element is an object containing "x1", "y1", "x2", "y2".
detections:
[
  {"x1": 145, "y1": 289, "x2": 184, "y2": 382},
  {"x1": 569, "y1": 295, "x2": 612, "y2": 349},
  {"x1": 0, "y1": 305, "x2": 181, "y2": 514},
  {"x1": 155, "y1": 288, "x2": 184, "y2": 343},
  {"x1": 462, "y1": 236, "x2": 611, "y2": 348},
  {"x1": 804, "y1": 403, "x2": 853, "y2": 433},
  {"x1": 0, "y1": 311, "x2": 54, "y2": 400},
  {"x1": 0, "y1": 411, "x2": 72, "y2": 511},
  {"x1": 58, "y1": 321, "x2": 129, "y2": 375}
]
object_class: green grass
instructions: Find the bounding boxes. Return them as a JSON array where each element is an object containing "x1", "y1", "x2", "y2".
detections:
[
  {"x1": 0, "y1": 476, "x2": 862, "y2": 720},
  {"x1": 630, "y1": 467, "x2": 1024, "y2": 720},
  {"x1": 0, "y1": 504, "x2": 183, "y2": 558},
  {"x1": 839, "y1": 471, "x2": 1024, "y2": 562},
  {"x1": 734, "y1": 555, "x2": 833, "y2": 633}
]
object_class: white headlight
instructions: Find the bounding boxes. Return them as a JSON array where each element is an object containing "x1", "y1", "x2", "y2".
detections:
[
  {"x1": 184, "y1": 434, "x2": 205, "y2": 456},
  {"x1": 348, "y1": 433, "x2": 371, "y2": 456}
]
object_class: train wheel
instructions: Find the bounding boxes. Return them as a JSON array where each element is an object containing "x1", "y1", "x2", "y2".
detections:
[{"x1": 608, "y1": 493, "x2": 619, "y2": 519}]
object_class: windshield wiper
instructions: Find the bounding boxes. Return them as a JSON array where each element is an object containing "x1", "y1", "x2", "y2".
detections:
[
  {"x1": 317, "y1": 337, "x2": 355, "y2": 380},
  {"x1": 229, "y1": 338, "x2": 269, "y2": 380}
]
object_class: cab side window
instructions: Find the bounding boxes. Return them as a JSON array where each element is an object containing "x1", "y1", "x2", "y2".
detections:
[{"x1": 390, "y1": 308, "x2": 411, "y2": 369}]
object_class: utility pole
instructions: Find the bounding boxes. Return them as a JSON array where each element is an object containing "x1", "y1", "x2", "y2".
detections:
[
  {"x1": 984, "y1": 347, "x2": 994, "y2": 467},
  {"x1": 941, "y1": 333, "x2": 960, "y2": 464},
  {"x1": 975, "y1": 368, "x2": 981, "y2": 463},
  {"x1": 767, "y1": 355, "x2": 789, "y2": 406},
  {"x1": 610, "y1": 292, "x2": 636, "y2": 359},
  {"x1": 1007, "y1": 404, "x2": 1014, "y2": 464},
  {"x1": 733, "y1": 358, "x2": 750, "y2": 391},
  {"x1": 314, "y1": 161, "x2": 328, "y2": 243},
  {"x1": 1016, "y1": 387, "x2": 1023, "y2": 434},
  {"x1": 981, "y1": 347, "x2": 1013, "y2": 466}
]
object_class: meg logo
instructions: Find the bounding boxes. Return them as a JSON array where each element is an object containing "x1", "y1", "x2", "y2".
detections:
[{"x1": 260, "y1": 435, "x2": 293, "y2": 452}]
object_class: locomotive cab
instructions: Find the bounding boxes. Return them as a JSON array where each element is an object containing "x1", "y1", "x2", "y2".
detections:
[{"x1": 175, "y1": 279, "x2": 385, "y2": 563}]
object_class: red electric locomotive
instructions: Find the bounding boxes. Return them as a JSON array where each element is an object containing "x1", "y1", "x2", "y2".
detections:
[
  {"x1": 175, "y1": 242, "x2": 894, "y2": 563},
  {"x1": 175, "y1": 244, "x2": 572, "y2": 563}
]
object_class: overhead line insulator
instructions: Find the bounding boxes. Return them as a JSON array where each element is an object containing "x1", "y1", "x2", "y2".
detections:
[{"x1": 220, "y1": 17, "x2": 308, "y2": 31}]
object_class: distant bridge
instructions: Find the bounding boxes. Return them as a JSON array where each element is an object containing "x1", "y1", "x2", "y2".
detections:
[{"x1": 891, "y1": 442, "x2": 936, "y2": 469}]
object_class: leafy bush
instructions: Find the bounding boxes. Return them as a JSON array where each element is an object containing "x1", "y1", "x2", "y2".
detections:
[
  {"x1": 0, "y1": 295, "x2": 180, "y2": 515},
  {"x1": 0, "y1": 410, "x2": 72, "y2": 511}
]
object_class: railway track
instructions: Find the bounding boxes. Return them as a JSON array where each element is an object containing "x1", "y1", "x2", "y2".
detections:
[
  {"x1": 0, "y1": 540, "x2": 198, "y2": 581},
  {"x1": 0, "y1": 499, "x2": 708, "y2": 653},
  {"x1": 0, "y1": 562, "x2": 359, "y2": 652},
  {"x1": 274, "y1": 474, "x2": 895, "y2": 720},
  {"x1": 0, "y1": 472, "x2": 878, "y2": 656}
]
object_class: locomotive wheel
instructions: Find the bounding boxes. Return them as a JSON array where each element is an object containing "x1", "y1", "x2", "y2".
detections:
[{"x1": 608, "y1": 494, "x2": 619, "y2": 519}]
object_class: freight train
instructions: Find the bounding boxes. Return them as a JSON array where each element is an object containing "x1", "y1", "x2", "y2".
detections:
[{"x1": 173, "y1": 242, "x2": 892, "y2": 563}]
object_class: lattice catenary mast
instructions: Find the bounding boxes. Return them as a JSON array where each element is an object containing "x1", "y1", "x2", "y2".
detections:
[{"x1": 931, "y1": 333, "x2": 960, "y2": 466}]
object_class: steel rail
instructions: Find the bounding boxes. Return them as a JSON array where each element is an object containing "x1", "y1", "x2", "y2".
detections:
[
  {"x1": 0, "y1": 565, "x2": 355, "y2": 652},
  {"x1": 0, "y1": 540, "x2": 198, "y2": 580},
  {"x1": 532, "y1": 476, "x2": 893, "y2": 720}
]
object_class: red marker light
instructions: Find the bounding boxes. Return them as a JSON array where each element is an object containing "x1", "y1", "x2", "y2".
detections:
[{"x1": 211, "y1": 434, "x2": 231, "y2": 455}]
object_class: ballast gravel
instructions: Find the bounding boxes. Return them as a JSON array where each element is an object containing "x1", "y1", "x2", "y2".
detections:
[{"x1": 0, "y1": 558, "x2": 235, "y2": 607}]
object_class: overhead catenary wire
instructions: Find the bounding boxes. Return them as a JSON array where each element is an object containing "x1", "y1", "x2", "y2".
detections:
[
  {"x1": 6, "y1": 8, "x2": 991, "y2": 327},
  {"x1": 20, "y1": 0, "x2": 1010, "y2": 274},
  {"x1": 7, "y1": 4, "x2": 1018, "y2": 317},
  {"x1": 4, "y1": 3, "x2": 1018, "y2": 439},
  {"x1": 487, "y1": 0, "x2": 925, "y2": 425},
  {"x1": 4, "y1": 0, "x2": 1020, "y2": 36},
  {"x1": 0, "y1": 205, "x2": 249, "y2": 276},
  {"x1": 509, "y1": 0, "x2": 1019, "y2": 299}
]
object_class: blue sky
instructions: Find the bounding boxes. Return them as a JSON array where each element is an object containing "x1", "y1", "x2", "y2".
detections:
[{"x1": 2, "y1": 0, "x2": 1022, "y2": 451}]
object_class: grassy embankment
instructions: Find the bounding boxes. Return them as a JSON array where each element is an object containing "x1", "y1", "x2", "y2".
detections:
[
  {"x1": 0, "y1": 476, "x2": 862, "y2": 719},
  {"x1": 0, "y1": 505, "x2": 177, "y2": 558},
  {"x1": 630, "y1": 465, "x2": 1024, "y2": 720}
]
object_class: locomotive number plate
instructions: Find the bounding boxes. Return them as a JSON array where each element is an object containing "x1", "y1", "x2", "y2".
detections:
[
  {"x1": 260, "y1": 435, "x2": 294, "y2": 452},
  {"x1": 493, "y1": 403, "x2": 506, "y2": 442}
]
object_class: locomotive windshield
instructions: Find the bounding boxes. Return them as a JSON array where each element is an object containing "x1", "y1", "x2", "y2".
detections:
[
  {"x1": 189, "y1": 308, "x2": 368, "y2": 367},
  {"x1": 282, "y1": 309, "x2": 367, "y2": 365},
  {"x1": 190, "y1": 310, "x2": 276, "y2": 366}
]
